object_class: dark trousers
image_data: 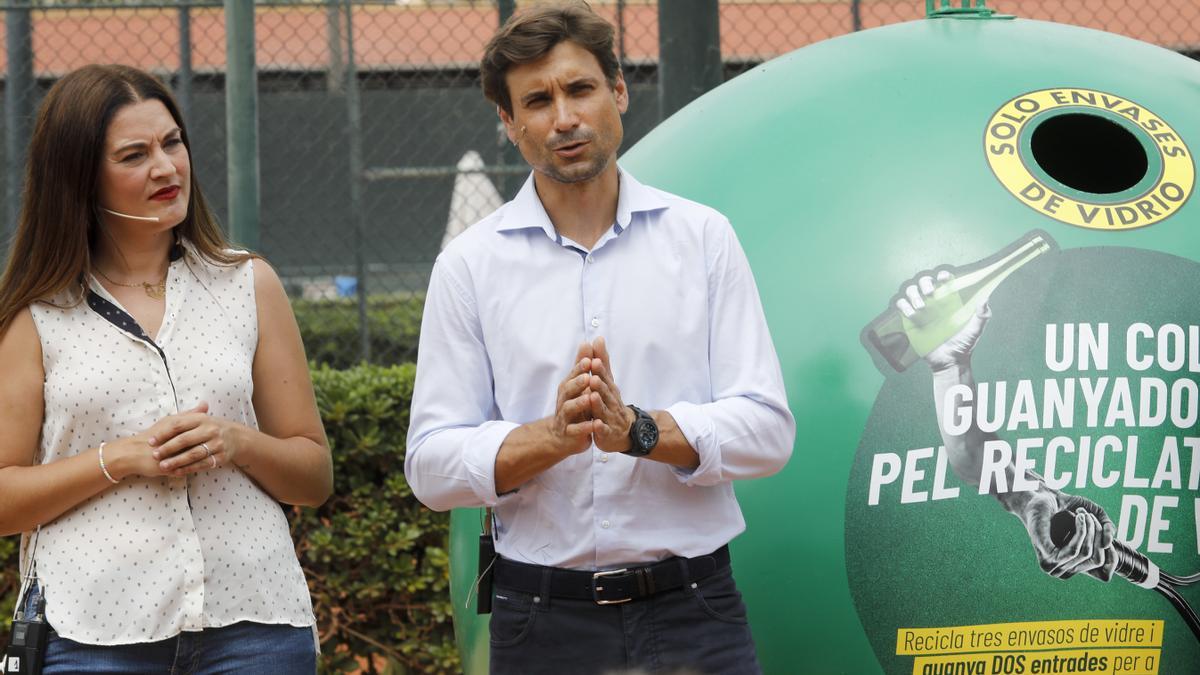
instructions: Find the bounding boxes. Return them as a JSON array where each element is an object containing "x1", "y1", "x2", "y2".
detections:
[{"x1": 489, "y1": 562, "x2": 761, "y2": 675}]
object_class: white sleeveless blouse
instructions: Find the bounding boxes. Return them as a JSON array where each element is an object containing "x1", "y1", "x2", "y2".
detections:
[{"x1": 19, "y1": 241, "x2": 316, "y2": 645}]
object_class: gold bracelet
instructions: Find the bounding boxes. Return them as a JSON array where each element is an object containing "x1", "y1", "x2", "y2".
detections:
[{"x1": 98, "y1": 442, "x2": 120, "y2": 485}]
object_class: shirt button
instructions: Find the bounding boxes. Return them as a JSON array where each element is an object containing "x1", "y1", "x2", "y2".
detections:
[
  {"x1": 591, "y1": 317, "x2": 600, "y2": 328},
  {"x1": 600, "y1": 454, "x2": 609, "y2": 463},
  {"x1": 601, "y1": 520, "x2": 611, "y2": 529}
]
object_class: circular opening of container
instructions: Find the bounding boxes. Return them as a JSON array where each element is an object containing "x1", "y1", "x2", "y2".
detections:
[{"x1": 1029, "y1": 113, "x2": 1149, "y2": 195}]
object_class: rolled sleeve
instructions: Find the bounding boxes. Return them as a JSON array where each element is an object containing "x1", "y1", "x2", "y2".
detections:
[
  {"x1": 405, "y1": 255, "x2": 517, "y2": 512},
  {"x1": 665, "y1": 401, "x2": 722, "y2": 486},
  {"x1": 461, "y1": 420, "x2": 522, "y2": 505}
]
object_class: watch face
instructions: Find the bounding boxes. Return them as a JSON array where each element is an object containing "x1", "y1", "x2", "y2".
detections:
[{"x1": 635, "y1": 420, "x2": 658, "y2": 449}]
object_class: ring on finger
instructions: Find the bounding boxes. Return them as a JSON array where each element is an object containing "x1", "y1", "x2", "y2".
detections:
[
  {"x1": 209, "y1": 454, "x2": 218, "y2": 469},
  {"x1": 201, "y1": 442, "x2": 213, "y2": 458}
]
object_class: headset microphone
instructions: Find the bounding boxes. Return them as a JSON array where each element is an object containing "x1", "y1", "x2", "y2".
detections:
[
  {"x1": 515, "y1": 125, "x2": 527, "y2": 145},
  {"x1": 100, "y1": 207, "x2": 160, "y2": 223}
]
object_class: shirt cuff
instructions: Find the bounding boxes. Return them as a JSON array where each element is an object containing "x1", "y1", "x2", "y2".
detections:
[
  {"x1": 664, "y1": 401, "x2": 722, "y2": 486},
  {"x1": 461, "y1": 420, "x2": 522, "y2": 506}
]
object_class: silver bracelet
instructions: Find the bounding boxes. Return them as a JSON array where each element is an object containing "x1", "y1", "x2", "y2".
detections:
[{"x1": 98, "y1": 442, "x2": 120, "y2": 485}]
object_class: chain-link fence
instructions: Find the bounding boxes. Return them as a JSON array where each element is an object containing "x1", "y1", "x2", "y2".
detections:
[{"x1": 2, "y1": 0, "x2": 1198, "y2": 367}]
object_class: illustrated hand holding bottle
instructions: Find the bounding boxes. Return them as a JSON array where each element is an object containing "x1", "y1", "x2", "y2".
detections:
[
  {"x1": 864, "y1": 230, "x2": 1051, "y2": 373},
  {"x1": 894, "y1": 269, "x2": 991, "y2": 373},
  {"x1": 881, "y1": 231, "x2": 1114, "y2": 582}
]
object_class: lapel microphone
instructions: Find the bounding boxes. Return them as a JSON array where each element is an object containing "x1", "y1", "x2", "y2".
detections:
[{"x1": 100, "y1": 207, "x2": 161, "y2": 222}]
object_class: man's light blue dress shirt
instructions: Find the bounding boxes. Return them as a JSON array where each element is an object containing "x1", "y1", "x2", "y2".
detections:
[{"x1": 405, "y1": 168, "x2": 795, "y2": 570}]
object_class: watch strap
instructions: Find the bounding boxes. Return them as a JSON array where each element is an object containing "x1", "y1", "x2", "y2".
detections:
[{"x1": 624, "y1": 404, "x2": 658, "y2": 457}]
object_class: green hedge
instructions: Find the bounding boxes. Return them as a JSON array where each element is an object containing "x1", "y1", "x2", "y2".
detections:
[
  {"x1": 293, "y1": 296, "x2": 424, "y2": 369},
  {"x1": 0, "y1": 362, "x2": 458, "y2": 675},
  {"x1": 300, "y1": 363, "x2": 456, "y2": 673}
]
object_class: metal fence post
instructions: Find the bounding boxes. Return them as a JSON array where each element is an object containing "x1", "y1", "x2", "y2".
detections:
[
  {"x1": 343, "y1": 0, "x2": 370, "y2": 363},
  {"x1": 496, "y1": 0, "x2": 519, "y2": 197},
  {"x1": 225, "y1": 0, "x2": 260, "y2": 250},
  {"x1": 326, "y1": 0, "x2": 344, "y2": 93},
  {"x1": 616, "y1": 0, "x2": 627, "y2": 65},
  {"x1": 5, "y1": 0, "x2": 34, "y2": 237},
  {"x1": 657, "y1": 0, "x2": 722, "y2": 122},
  {"x1": 498, "y1": 0, "x2": 516, "y2": 25},
  {"x1": 177, "y1": 4, "x2": 193, "y2": 123}
]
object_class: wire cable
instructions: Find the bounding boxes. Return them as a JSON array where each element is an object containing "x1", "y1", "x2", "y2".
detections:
[
  {"x1": 1050, "y1": 509, "x2": 1199, "y2": 645},
  {"x1": 1155, "y1": 583, "x2": 1200, "y2": 643},
  {"x1": 1161, "y1": 571, "x2": 1200, "y2": 586}
]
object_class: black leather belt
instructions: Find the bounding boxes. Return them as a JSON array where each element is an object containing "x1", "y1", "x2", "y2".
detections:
[{"x1": 493, "y1": 545, "x2": 729, "y2": 605}]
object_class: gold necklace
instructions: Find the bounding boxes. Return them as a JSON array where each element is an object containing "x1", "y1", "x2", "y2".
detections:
[{"x1": 95, "y1": 267, "x2": 168, "y2": 299}]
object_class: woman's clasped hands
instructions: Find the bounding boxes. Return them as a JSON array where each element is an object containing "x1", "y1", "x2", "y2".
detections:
[{"x1": 104, "y1": 401, "x2": 246, "y2": 481}]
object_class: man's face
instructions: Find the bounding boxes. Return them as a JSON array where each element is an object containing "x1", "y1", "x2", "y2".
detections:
[{"x1": 500, "y1": 40, "x2": 628, "y2": 185}]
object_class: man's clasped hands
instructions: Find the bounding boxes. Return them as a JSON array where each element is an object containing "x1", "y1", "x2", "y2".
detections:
[{"x1": 552, "y1": 336, "x2": 636, "y2": 455}]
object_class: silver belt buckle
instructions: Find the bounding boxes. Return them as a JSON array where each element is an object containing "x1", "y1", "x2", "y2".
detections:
[{"x1": 592, "y1": 568, "x2": 632, "y2": 605}]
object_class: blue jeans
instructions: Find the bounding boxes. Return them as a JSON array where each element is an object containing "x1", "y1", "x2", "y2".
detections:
[
  {"x1": 23, "y1": 585, "x2": 316, "y2": 675},
  {"x1": 489, "y1": 563, "x2": 761, "y2": 674}
]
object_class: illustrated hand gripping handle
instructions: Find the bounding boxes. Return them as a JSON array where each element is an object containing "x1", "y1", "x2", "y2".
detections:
[{"x1": 1050, "y1": 510, "x2": 1200, "y2": 644}]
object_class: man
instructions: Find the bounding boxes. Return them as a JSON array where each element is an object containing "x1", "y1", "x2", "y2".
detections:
[{"x1": 405, "y1": 3, "x2": 794, "y2": 673}]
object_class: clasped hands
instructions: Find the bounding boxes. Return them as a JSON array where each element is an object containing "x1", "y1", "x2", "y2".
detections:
[
  {"x1": 551, "y1": 337, "x2": 636, "y2": 456},
  {"x1": 103, "y1": 401, "x2": 245, "y2": 481}
]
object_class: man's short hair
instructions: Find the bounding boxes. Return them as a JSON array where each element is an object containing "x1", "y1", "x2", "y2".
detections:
[{"x1": 481, "y1": 1, "x2": 621, "y2": 116}]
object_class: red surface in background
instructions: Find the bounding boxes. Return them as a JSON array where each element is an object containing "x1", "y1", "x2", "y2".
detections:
[{"x1": 0, "y1": 1, "x2": 1195, "y2": 76}]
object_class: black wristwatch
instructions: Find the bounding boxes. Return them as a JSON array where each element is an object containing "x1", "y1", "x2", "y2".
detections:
[{"x1": 623, "y1": 405, "x2": 659, "y2": 457}]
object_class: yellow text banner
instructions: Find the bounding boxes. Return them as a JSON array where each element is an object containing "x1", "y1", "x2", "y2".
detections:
[{"x1": 896, "y1": 620, "x2": 1164, "y2": 656}]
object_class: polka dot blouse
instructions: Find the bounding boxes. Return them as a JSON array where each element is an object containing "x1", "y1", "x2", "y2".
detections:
[{"x1": 19, "y1": 240, "x2": 316, "y2": 645}]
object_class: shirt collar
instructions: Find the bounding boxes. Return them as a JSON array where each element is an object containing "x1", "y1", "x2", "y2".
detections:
[
  {"x1": 613, "y1": 168, "x2": 669, "y2": 230},
  {"x1": 496, "y1": 165, "x2": 670, "y2": 242},
  {"x1": 170, "y1": 237, "x2": 190, "y2": 262}
]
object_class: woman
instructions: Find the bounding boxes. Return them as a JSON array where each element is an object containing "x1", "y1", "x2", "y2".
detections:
[{"x1": 0, "y1": 65, "x2": 331, "y2": 673}]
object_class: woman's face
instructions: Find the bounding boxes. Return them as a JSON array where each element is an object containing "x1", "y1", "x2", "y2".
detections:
[{"x1": 97, "y1": 98, "x2": 191, "y2": 231}]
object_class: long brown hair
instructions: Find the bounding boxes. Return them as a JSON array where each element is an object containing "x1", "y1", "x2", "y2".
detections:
[{"x1": 0, "y1": 64, "x2": 248, "y2": 336}]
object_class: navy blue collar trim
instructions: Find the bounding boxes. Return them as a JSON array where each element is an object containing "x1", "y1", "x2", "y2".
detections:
[
  {"x1": 86, "y1": 291, "x2": 154, "y2": 345},
  {"x1": 86, "y1": 243, "x2": 181, "y2": 343}
]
